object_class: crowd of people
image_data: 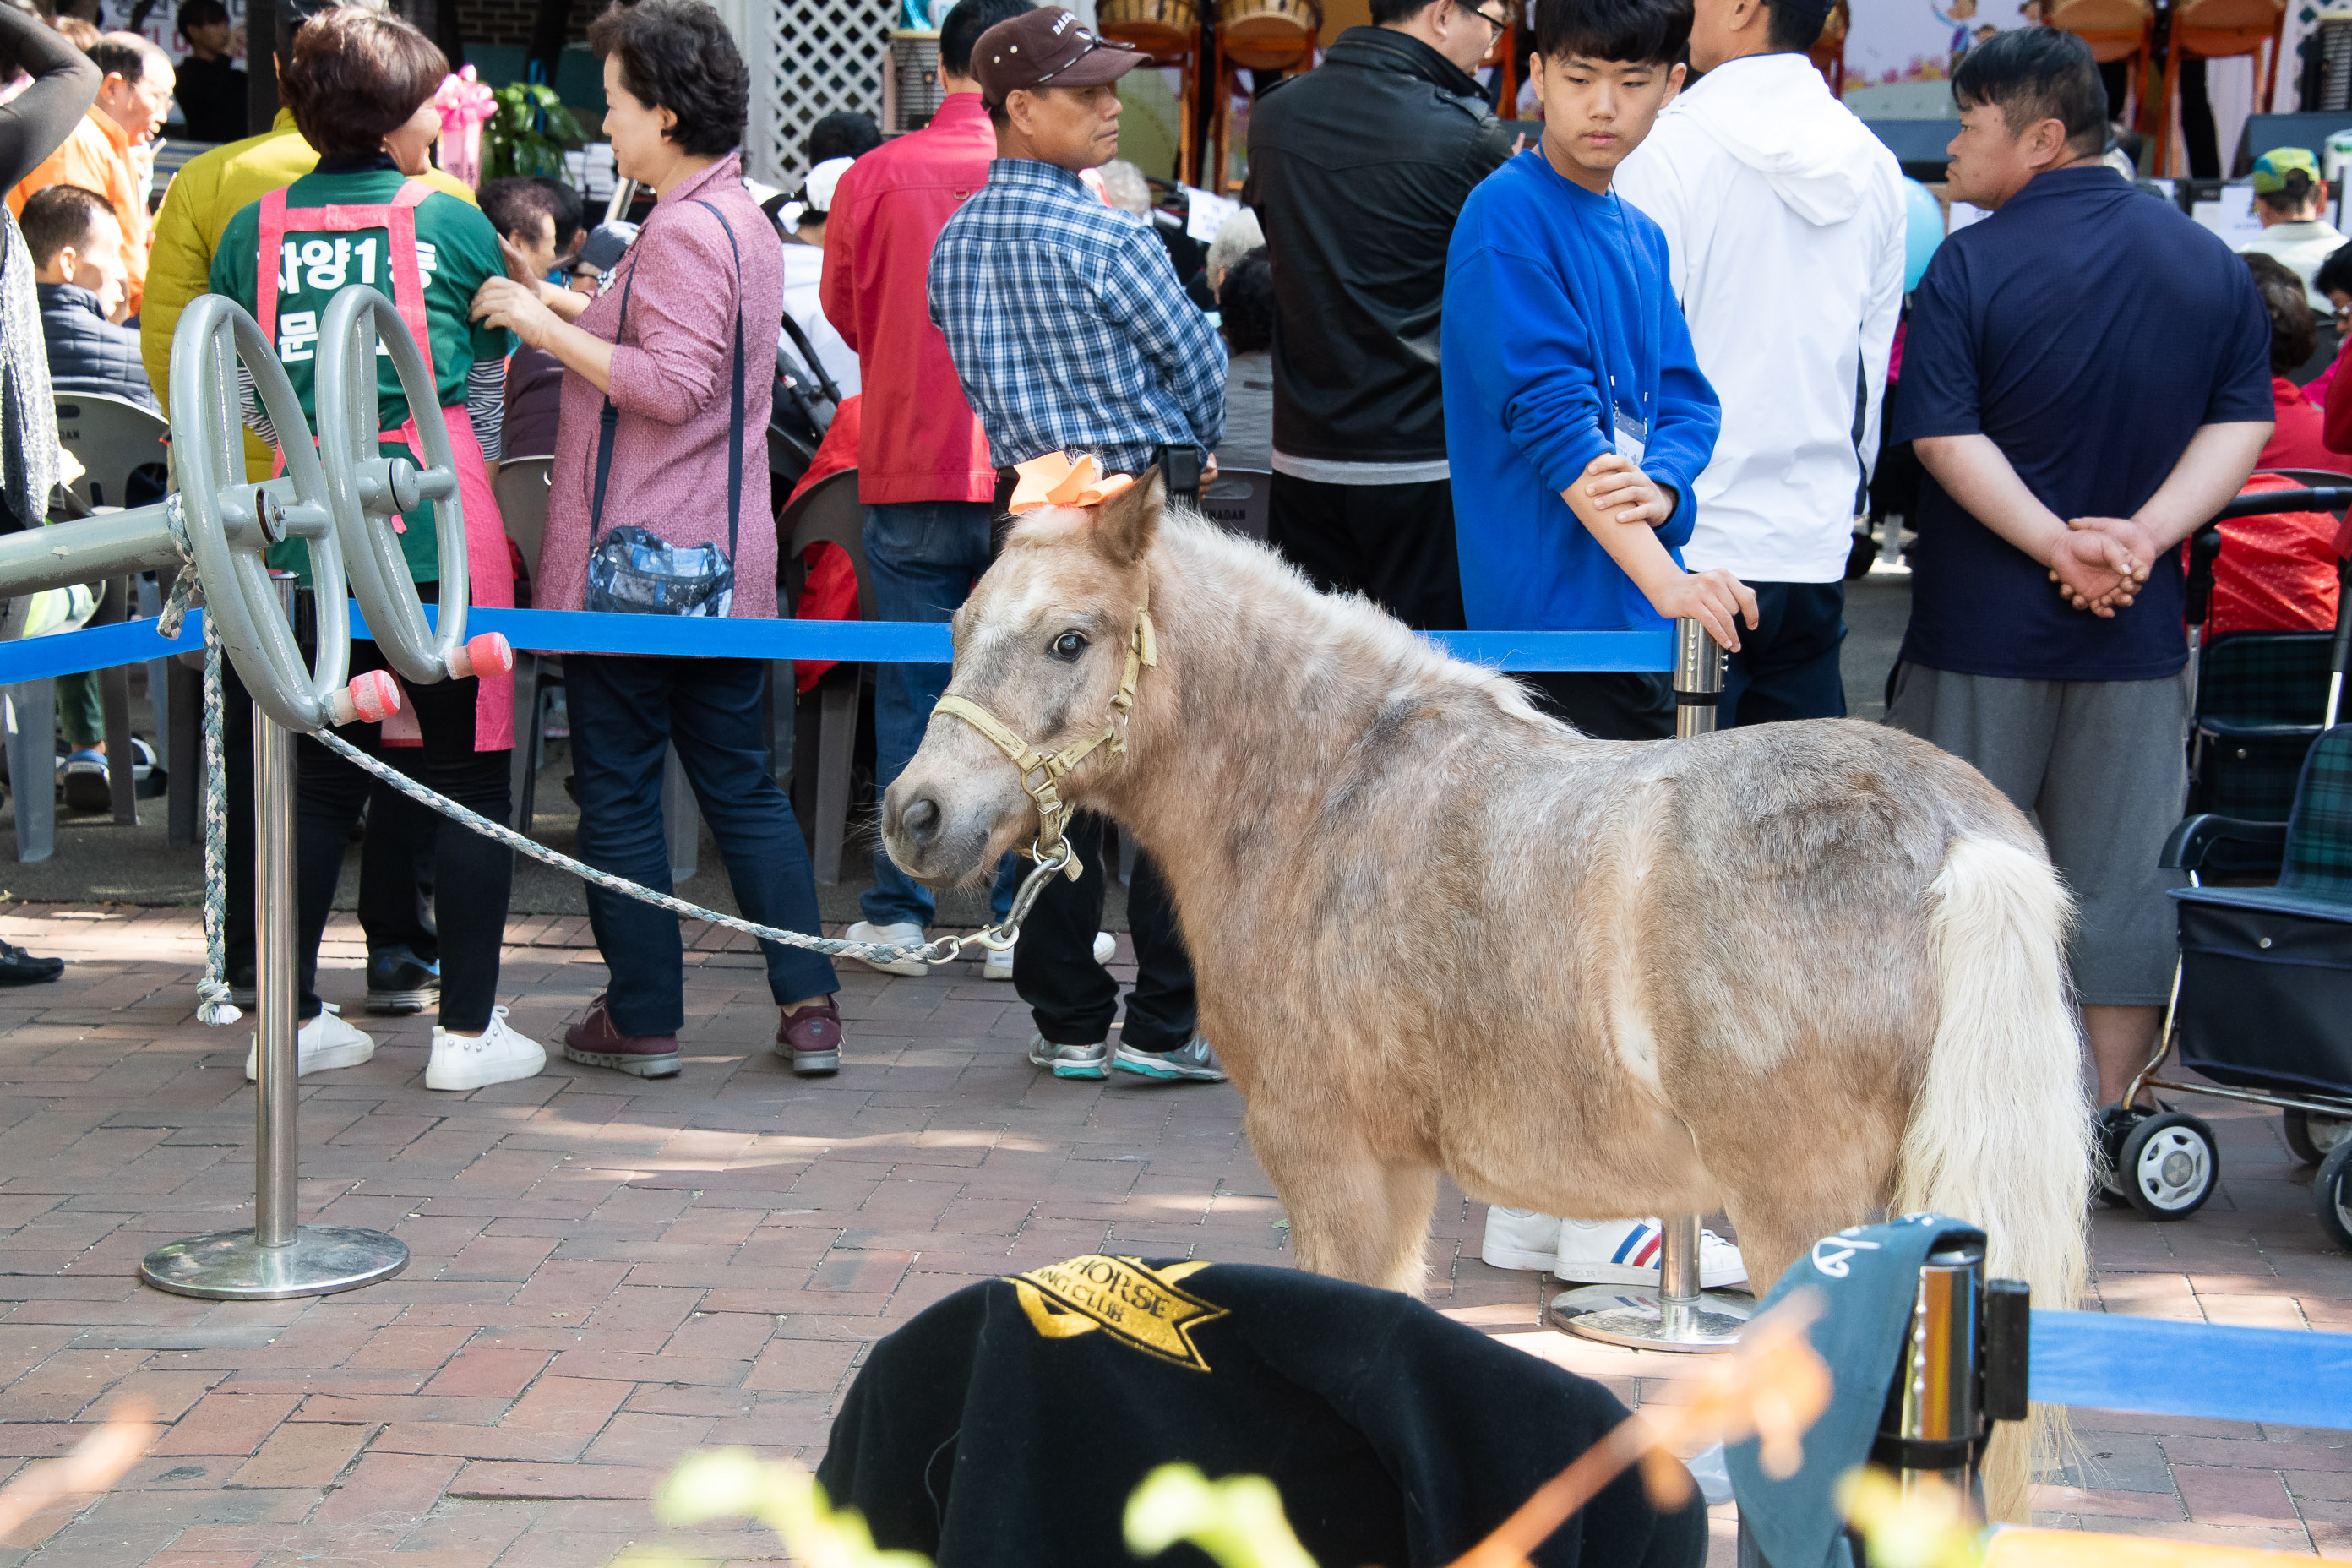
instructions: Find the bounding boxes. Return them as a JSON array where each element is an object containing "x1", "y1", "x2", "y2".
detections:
[{"x1": 0, "y1": 0, "x2": 2331, "y2": 1294}]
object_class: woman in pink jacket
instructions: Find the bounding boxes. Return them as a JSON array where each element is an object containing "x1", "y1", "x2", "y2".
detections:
[{"x1": 473, "y1": 0, "x2": 841, "y2": 1081}]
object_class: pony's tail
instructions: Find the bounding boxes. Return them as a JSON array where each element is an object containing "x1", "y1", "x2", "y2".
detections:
[{"x1": 1892, "y1": 834, "x2": 2093, "y2": 1524}]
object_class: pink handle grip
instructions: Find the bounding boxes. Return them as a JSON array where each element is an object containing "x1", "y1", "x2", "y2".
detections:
[
  {"x1": 446, "y1": 632, "x2": 514, "y2": 682},
  {"x1": 327, "y1": 670, "x2": 403, "y2": 727}
]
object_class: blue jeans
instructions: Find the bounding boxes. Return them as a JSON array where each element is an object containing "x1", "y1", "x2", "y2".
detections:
[
  {"x1": 861, "y1": 500, "x2": 1020, "y2": 928},
  {"x1": 568, "y1": 653, "x2": 837, "y2": 1035}
]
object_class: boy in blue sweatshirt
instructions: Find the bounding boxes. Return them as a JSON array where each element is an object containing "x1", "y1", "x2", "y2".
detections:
[{"x1": 1442, "y1": 0, "x2": 1756, "y2": 740}]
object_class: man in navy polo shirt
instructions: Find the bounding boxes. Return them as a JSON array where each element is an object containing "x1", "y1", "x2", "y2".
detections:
[{"x1": 1887, "y1": 27, "x2": 2271, "y2": 1108}]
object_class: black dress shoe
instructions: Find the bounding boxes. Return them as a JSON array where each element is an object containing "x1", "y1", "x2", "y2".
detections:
[{"x1": 0, "y1": 942, "x2": 64, "y2": 984}]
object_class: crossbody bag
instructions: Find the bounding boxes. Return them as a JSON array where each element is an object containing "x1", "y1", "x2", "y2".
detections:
[{"x1": 585, "y1": 199, "x2": 747, "y2": 618}]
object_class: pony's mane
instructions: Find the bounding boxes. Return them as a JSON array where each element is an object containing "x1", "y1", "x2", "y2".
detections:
[{"x1": 1152, "y1": 507, "x2": 1555, "y2": 728}]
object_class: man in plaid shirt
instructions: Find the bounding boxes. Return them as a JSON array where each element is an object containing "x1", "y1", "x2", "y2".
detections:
[
  {"x1": 923, "y1": 6, "x2": 1228, "y2": 1091},
  {"x1": 928, "y1": 8, "x2": 1225, "y2": 494}
]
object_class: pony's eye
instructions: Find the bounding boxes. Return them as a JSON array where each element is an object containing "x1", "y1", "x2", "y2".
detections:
[{"x1": 1051, "y1": 631, "x2": 1088, "y2": 662}]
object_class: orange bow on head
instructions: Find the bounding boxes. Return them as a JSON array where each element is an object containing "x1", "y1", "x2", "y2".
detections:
[{"x1": 1008, "y1": 452, "x2": 1137, "y2": 514}]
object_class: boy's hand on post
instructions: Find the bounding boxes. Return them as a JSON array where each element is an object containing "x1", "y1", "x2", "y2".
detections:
[
  {"x1": 1582, "y1": 453, "x2": 1674, "y2": 529},
  {"x1": 1647, "y1": 567, "x2": 1759, "y2": 653}
]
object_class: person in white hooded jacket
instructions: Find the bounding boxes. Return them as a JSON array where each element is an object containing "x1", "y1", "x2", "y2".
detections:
[{"x1": 1612, "y1": 0, "x2": 1904, "y2": 726}]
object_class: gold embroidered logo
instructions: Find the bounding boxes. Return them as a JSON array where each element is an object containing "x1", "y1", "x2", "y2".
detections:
[{"x1": 1010, "y1": 1255, "x2": 1226, "y2": 1371}]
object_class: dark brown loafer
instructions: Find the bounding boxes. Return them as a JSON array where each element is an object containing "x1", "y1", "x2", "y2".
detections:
[
  {"x1": 563, "y1": 994, "x2": 681, "y2": 1078},
  {"x1": 777, "y1": 999, "x2": 841, "y2": 1077}
]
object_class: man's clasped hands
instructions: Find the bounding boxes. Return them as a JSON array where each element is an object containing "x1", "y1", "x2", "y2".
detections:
[{"x1": 2047, "y1": 514, "x2": 2159, "y2": 618}]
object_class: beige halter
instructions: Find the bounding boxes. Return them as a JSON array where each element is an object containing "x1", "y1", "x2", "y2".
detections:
[{"x1": 930, "y1": 574, "x2": 1157, "y2": 881}]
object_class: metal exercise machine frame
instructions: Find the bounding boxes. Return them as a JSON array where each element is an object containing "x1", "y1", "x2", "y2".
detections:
[
  {"x1": 1551, "y1": 619, "x2": 1757, "y2": 1353},
  {"x1": 137, "y1": 289, "x2": 482, "y2": 1298},
  {"x1": 0, "y1": 287, "x2": 473, "y2": 1298}
]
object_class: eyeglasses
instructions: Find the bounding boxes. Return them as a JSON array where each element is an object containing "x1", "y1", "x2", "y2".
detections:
[{"x1": 1469, "y1": 2, "x2": 1511, "y2": 41}]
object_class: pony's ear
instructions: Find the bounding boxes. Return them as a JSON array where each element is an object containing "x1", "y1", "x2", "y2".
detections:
[{"x1": 1092, "y1": 466, "x2": 1163, "y2": 565}]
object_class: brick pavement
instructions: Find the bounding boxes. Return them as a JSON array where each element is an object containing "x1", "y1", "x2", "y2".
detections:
[{"x1": 0, "y1": 903, "x2": 2346, "y2": 1565}]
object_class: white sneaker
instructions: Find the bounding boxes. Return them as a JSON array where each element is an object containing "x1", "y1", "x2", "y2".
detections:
[
  {"x1": 1481, "y1": 1206, "x2": 1565, "y2": 1271},
  {"x1": 982, "y1": 934, "x2": 1015, "y2": 981},
  {"x1": 244, "y1": 1003, "x2": 374, "y2": 1081},
  {"x1": 1093, "y1": 931, "x2": 1116, "y2": 966},
  {"x1": 1553, "y1": 1217, "x2": 1748, "y2": 1288},
  {"x1": 845, "y1": 920, "x2": 931, "y2": 978},
  {"x1": 426, "y1": 1008, "x2": 547, "y2": 1092},
  {"x1": 1026, "y1": 1032, "x2": 1108, "y2": 1080}
]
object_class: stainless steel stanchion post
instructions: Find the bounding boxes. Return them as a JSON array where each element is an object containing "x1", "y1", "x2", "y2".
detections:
[
  {"x1": 1553, "y1": 619, "x2": 1755, "y2": 1353},
  {"x1": 139, "y1": 577, "x2": 408, "y2": 1299},
  {"x1": 1876, "y1": 1238, "x2": 1987, "y2": 1508}
]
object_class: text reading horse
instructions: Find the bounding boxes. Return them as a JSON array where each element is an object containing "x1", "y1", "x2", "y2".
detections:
[{"x1": 883, "y1": 474, "x2": 2091, "y2": 1517}]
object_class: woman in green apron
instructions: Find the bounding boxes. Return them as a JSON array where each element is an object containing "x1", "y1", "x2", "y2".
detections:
[{"x1": 210, "y1": 7, "x2": 539, "y2": 1092}]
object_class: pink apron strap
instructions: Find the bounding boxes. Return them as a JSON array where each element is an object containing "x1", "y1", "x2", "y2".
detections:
[{"x1": 253, "y1": 179, "x2": 438, "y2": 388}]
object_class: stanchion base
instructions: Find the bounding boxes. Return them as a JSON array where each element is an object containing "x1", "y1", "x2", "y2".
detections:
[
  {"x1": 139, "y1": 1224, "x2": 408, "y2": 1300},
  {"x1": 1551, "y1": 1282, "x2": 1756, "y2": 1353}
]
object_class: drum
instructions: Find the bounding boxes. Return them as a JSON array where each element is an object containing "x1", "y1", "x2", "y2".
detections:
[
  {"x1": 1217, "y1": 0, "x2": 1320, "y2": 68},
  {"x1": 1098, "y1": 0, "x2": 1201, "y2": 61}
]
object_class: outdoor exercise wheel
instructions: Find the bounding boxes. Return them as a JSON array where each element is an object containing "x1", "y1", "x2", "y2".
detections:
[
  {"x1": 314, "y1": 285, "x2": 498, "y2": 687},
  {"x1": 167, "y1": 295, "x2": 361, "y2": 733}
]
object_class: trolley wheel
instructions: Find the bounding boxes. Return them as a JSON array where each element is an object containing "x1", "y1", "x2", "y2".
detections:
[
  {"x1": 2094, "y1": 1103, "x2": 2142, "y2": 1206},
  {"x1": 2120, "y1": 1112, "x2": 2219, "y2": 1220},
  {"x1": 2321, "y1": 1141, "x2": 2352, "y2": 1254},
  {"x1": 2284, "y1": 1108, "x2": 2352, "y2": 1167}
]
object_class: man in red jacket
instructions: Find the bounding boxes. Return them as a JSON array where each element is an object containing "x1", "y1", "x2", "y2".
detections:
[{"x1": 824, "y1": 0, "x2": 1034, "y2": 974}]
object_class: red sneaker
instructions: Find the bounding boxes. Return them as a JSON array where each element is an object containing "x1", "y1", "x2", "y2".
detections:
[
  {"x1": 776, "y1": 999, "x2": 841, "y2": 1077},
  {"x1": 563, "y1": 995, "x2": 682, "y2": 1079}
]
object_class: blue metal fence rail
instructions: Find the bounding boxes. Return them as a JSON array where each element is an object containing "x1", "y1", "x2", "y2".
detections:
[{"x1": 0, "y1": 607, "x2": 1680, "y2": 683}]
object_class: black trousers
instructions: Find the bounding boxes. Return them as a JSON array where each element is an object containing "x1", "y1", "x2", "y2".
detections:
[
  {"x1": 1267, "y1": 472, "x2": 1467, "y2": 631},
  {"x1": 221, "y1": 659, "x2": 440, "y2": 977},
  {"x1": 1013, "y1": 812, "x2": 1196, "y2": 1053},
  {"x1": 1522, "y1": 670, "x2": 1674, "y2": 740},
  {"x1": 291, "y1": 640, "x2": 512, "y2": 1030},
  {"x1": 1719, "y1": 580, "x2": 1847, "y2": 727}
]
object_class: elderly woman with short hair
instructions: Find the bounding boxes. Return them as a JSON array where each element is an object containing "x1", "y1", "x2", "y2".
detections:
[
  {"x1": 210, "y1": 5, "x2": 539, "y2": 1092},
  {"x1": 472, "y1": 0, "x2": 842, "y2": 1081}
]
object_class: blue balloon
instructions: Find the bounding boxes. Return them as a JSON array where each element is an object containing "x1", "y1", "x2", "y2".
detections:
[{"x1": 1903, "y1": 178, "x2": 1945, "y2": 293}]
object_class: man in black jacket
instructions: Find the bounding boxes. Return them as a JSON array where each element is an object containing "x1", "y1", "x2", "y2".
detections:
[
  {"x1": 1244, "y1": 0, "x2": 1516, "y2": 631},
  {"x1": 24, "y1": 183, "x2": 155, "y2": 411}
]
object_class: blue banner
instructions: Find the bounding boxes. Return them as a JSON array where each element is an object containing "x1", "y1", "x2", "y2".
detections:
[
  {"x1": 2031, "y1": 1309, "x2": 2352, "y2": 1431},
  {"x1": 0, "y1": 607, "x2": 1678, "y2": 683}
]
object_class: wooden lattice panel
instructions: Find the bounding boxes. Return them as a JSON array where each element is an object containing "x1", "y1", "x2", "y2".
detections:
[{"x1": 737, "y1": 0, "x2": 896, "y2": 190}]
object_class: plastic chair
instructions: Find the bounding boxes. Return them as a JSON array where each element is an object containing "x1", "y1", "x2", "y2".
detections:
[
  {"x1": 778, "y1": 469, "x2": 872, "y2": 886},
  {"x1": 1199, "y1": 466, "x2": 1271, "y2": 542},
  {"x1": 2050, "y1": 0, "x2": 2154, "y2": 129},
  {"x1": 2153, "y1": 0, "x2": 2287, "y2": 177},
  {"x1": 53, "y1": 392, "x2": 166, "y2": 511},
  {"x1": 496, "y1": 458, "x2": 564, "y2": 836}
]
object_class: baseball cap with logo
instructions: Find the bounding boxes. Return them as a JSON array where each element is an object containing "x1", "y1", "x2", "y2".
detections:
[
  {"x1": 2253, "y1": 145, "x2": 2323, "y2": 194},
  {"x1": 972, "y1": 7, "x2": 1144, "y2": 101}
]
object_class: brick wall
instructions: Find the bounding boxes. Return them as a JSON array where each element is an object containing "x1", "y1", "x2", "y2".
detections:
[{"x1": 455, "y1": 0, "x2": 603, "y2": 49}]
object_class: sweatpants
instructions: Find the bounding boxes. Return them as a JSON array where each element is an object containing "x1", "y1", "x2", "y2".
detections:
[{"x1": 1885, "y1": 662, "x2": 2190, "y2": 1005}]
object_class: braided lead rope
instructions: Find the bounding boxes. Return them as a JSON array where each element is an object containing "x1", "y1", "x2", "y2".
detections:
[
  {"x1": 157, "y1": 498, "x2": 201, "y2": 640},
  {"x1": 193, "y1": 612, "x2": 242, "y2": 1025},
  {"x1": 166, "y1": 498, "x2": 243, "y2": 1026},
  {"x1": 308, "y1": 727, "x2": 1039, "y2": 971}
]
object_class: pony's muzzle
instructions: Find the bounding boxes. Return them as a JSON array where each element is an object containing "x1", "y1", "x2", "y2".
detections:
[{"x1": 879, "y1": 770, "x2": 1015, "y2": 888}]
